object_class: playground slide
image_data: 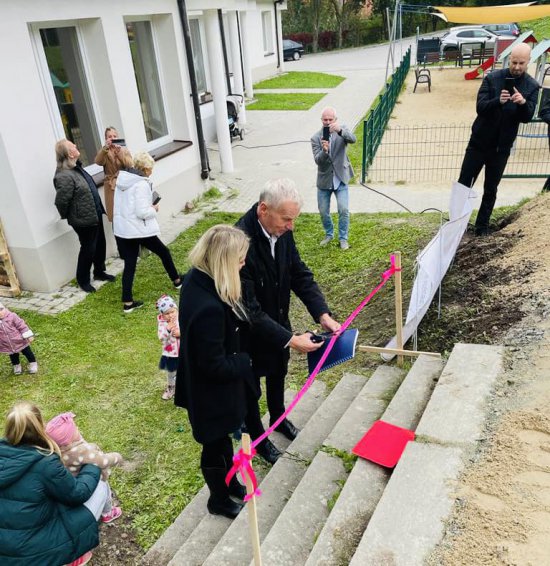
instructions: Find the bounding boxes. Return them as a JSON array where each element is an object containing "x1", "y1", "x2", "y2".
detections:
[{"x1": 464, "y1": 56, "x2": 495, "y2": 80}]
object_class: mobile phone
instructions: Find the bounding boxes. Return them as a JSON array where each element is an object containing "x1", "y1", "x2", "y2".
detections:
[
  {"x1": 152, "y1": 191, "x2": 161, "y2": 205},
  {"x1": 112, "y1": 138, "x2": 126, "y2": 146},
  {"x1": 322, "y1": 126, "x2": 330, "y2": 141},
  {"x1": 505, "y1": 77, "x2": 515, "y2": 96},
  {"x1": 309, "y1": 332, "x2": 326, "y2": 343}
]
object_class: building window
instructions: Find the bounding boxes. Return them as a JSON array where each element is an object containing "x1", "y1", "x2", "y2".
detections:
[
  {"x1": 189, "y1": 19, "x2": 208, "y2": 95},
  {"x1": 40, "y1": 27, "x2": 100, "y2": 166},
  {"x1": 262, "y1": 11, "x2": 273, "y2": 54},
  {"x1": 126, "y1": 21, "x2": 168, "y2": 142}
]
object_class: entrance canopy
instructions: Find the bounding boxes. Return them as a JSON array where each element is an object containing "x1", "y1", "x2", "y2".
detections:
[{"x1": 432, "y1": 3, "x2": 550, "y2": 24}]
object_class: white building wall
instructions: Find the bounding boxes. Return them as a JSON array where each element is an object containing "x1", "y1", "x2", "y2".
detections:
[{"x1": 0, "y1": 0, "x2": 205, "y2": 292}]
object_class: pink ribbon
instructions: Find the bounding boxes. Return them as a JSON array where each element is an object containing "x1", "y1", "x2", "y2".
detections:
[
  {"x1": 225, "y1": 447, "x2": 262, "y2": 501},
  {"x1": 226, "y1": 254, "x2": 400, "y2": 497}
]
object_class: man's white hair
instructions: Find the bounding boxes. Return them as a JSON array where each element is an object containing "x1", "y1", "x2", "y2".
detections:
[{"x1": 259, "y1": 178, "x2": 303, "y2": 209}]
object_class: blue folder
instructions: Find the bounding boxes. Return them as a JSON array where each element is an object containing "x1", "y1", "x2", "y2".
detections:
[{"x1": 307, "y1": 328, "x2": 359, "y2": 374}]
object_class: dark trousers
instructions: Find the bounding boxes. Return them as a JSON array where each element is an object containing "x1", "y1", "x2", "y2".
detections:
[
  {"x1": 458, "y1": 147, "x2": 510, "y2": 231},
  {"x1": 73, "y1": 223, "x2": 107, "y2": 286},
  {"x1": 115, "y1": 236, "x2": 179, "y2": 302},
  {"x1": 9, "y1": 346, "x2": 36, "y2": 365},
  {"x1": 243, "y1": 383, "x2": 266, "y2": 441},
  {"x1": 201, "y1": 435, "x2": 233, "y2": 469},
  {"x1": 265, "y1": 369, "x2": 287, "y2": 423}
]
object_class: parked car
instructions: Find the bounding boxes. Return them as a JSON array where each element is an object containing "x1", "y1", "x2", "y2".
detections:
[
  {"x1": 283, "y1": 39, "x2": 305, "y2": 61},
  {"x1": 481, "y1": 23, "x2": 521, "y2": 37},
  {"x1": 440, "y1": 27, "x2": 498, "y2": 54}
]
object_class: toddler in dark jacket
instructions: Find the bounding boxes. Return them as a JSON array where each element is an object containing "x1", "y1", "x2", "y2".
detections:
[{"x1": 0, "y1": 302, "x2": 37, "y2": 375}]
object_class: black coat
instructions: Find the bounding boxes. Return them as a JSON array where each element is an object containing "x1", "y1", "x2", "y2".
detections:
[
  {"x1": 236, "y1": 204, "x2": 329, "y2": 376},
  {"x1": 174, "y1": 268, "x2": 255, "y2": 444},
  {"x1": 468, "y1": 68, "x2": 539, "y2": 154}
]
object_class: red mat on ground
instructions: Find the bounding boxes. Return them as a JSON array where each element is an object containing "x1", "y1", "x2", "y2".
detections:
[{"x1": 352, "y1": 420, "x2": 415, "y2": 468}]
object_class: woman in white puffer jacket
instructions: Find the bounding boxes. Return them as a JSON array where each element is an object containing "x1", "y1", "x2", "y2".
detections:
[{"x1": 113, "y1": 151, "x2": 181, "y2": 313}]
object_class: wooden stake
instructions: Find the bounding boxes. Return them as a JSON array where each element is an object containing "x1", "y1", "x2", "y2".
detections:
[
  {"x1": 241, "y1": 433, "x2": 262, "y2": 566},
  {"x1": 358, "y1": 345, "x2": 440, "y2": 358},
  {"x1": 394, "y1": 252, "x2": 404, "y2": 367}
]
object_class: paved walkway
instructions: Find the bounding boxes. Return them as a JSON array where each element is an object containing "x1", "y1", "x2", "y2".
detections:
[{"x1": 3, "y1": 40, "x2": 541, "y2": 314}]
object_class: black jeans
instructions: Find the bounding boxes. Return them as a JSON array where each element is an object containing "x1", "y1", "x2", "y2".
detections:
[
  {"x1": 201, "y1": 435, "x2": 233, "y2": 469},
  {"x1": 115, "y1": 236, "x2": 179, "y2": 302},
  {"x1": 458, "y1": 146, "x2": 510, "y2": 231},
  {"x1": 265, "y1": 369, "x2": 288, "y2": 423},
  {"x1": 9, "y1": 346, "x2": 36, "y2": 365},
  {"x1": 73, "y1": 223, "x2": 107, "y2": 286}
]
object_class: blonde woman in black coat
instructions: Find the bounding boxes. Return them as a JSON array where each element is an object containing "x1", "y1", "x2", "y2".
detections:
[{"x1": 175, "y1": 225, "x2": 262, "y2": 519}]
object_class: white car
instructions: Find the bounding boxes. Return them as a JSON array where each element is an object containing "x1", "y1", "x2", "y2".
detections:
[{"x1": 440, "y1": 27, "x2": 498, "y2": 55}]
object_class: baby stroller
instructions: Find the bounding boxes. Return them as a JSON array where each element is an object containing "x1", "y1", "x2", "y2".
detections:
[{"x1": 227, "y1": 94, "x2": 244, "y2": 141}]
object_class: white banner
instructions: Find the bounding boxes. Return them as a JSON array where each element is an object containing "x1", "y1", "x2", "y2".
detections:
[{"x1": 383, "y1": 182, "x2": 477, "y2": 358}]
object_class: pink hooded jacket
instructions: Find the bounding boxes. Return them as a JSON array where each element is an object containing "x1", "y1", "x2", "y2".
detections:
[{"x1": 0, "y1": 308, "x2": 34, "y2": 354}]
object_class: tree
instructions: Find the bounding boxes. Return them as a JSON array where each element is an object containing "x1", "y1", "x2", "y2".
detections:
[{"x1": 329, "y1": 0, "x2": 365, "y2": 48}]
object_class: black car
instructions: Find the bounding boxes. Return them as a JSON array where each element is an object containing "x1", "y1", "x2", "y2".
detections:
[{"x1": 283, "y1": 39, "x2": 305, "y2": 61}]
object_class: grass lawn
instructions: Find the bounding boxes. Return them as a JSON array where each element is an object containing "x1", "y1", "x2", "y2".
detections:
[
  {"x1": 254, "y1": 71, "x2": 345, "y2": 90},
  {"x1": 524, "y1": 16, "x2": 550, "y2": 40},
  {"x1": 0, "y1": 211, "x2": 442, "y2": 550},
  {"x1": 247, "y1": 93, "x2": 326, "y2": 110}
]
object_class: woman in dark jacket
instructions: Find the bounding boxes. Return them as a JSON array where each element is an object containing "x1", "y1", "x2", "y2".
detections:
[
  {"x1": 0, "y1": 402, "x2": 104, "y2": 566},
  {"x1": 175, "y1": 224, "x2": 259, "y2": 519}
]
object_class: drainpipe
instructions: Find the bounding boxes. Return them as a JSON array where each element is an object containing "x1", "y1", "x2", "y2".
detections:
[
  {"x1": 218, "y1": 10, "x2": 232, "y2": 94},
  {"x1": 176, "y1": 0, "x2": 210, "y2": 180},
  {"x1": 236, "y1": 12, "x2": 246, "y2": 92},
  {"x1": 273, "y1": 0, "x2": 284, "y2": 69}
]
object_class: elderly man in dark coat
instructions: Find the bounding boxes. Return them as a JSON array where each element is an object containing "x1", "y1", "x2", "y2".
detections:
[{"x1": 236, "y1": 178, "x2": 341, "y2": 458}]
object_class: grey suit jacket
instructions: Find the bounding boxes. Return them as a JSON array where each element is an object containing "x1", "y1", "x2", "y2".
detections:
[{"x1": 311, "y1": 125, "x2": 356, "y2": 190}]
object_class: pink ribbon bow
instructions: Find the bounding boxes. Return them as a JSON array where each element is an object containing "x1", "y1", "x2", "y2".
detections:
[{"x1": 225, "y1": 448, "x2": 262, "y2": 501}]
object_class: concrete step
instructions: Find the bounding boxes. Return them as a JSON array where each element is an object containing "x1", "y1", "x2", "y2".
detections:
[
  {"x1": 143, "y1": 380, "x2": 326, "y2": 566},
  {"x1": 350, "y1": 344, "x2": 503, "y2": 565},
  {"x1": 201, "y1": 372, "x2": 368, "y2": 566},
  {"x1": 306, "y1": 354, "x2": 444, "y2": 566},
  {"x1": 257, "y1": 366, "x2": 405, "y2": 566}
]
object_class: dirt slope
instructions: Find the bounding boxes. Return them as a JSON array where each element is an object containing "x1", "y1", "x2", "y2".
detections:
[{"x1": 428, "y1": 193, "x2": 550, "y2": 565}]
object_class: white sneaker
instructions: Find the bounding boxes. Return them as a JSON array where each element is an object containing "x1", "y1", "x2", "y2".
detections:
[
  {"x1": 28, "y1": 362, "x2": 38, "y2": 374},
  {"x1": 340, "y1": 240, "x2": 350, "y2": 250},
  {"x1": 319, "y1": 236, "x2": 333, "y2": 247},
  {"x1": 13, "y1": 364, "x2": 22, "y2": 375}
]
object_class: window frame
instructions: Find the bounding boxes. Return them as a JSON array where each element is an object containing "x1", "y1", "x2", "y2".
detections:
[
  {"x1": 30, "y1": 21, "x2": 103, "y2": 174},
  {"x1": 125, "y1": 16, "x2": 172, "y2": 149},
  {"x1": 261, "y1": 11, "x2": 274, "y2": 56},
  {"x1": 188, "y1": 17, "x2": 211, "y2": 101}
]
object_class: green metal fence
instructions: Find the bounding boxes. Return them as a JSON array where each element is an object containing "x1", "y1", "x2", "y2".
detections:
[{"x1": 361, "y1": 48, "x2": 411, "y2": 183}]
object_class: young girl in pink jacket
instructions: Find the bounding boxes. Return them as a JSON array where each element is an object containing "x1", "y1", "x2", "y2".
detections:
[{"x1": 0, "y1": 302, "x2": 38, "y2": 375}]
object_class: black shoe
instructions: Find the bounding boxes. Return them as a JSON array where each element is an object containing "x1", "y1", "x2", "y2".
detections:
[
  {"x1": 256, "y1": 439, "x2": 282, "y2": 465},
  {"x1": 207, "y1": 495, "x2": 243, "y2": 518},
  {"x1": 94, "y1": 272, "x2": 115, "y2": 282},
  {"x1": 80, "y1": 283, "x2": 96, "y2": 293},
  {"x1": 272, "y1": 418, "x2": 299, "y2": 441},
  {"x1": 202, "y1": 466, "x2": 244, "y2": 519},
  {"x1": 227, "y1": 476, "x2": 247, "y2": 501},
  {"x1": 123, "y1": 301, "x2": 144, "y2": 313}
]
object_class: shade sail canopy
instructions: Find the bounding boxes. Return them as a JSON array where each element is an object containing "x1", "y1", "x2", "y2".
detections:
[{"x1": 433, "y1": 4, "x2": 550, "y2": 24}]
